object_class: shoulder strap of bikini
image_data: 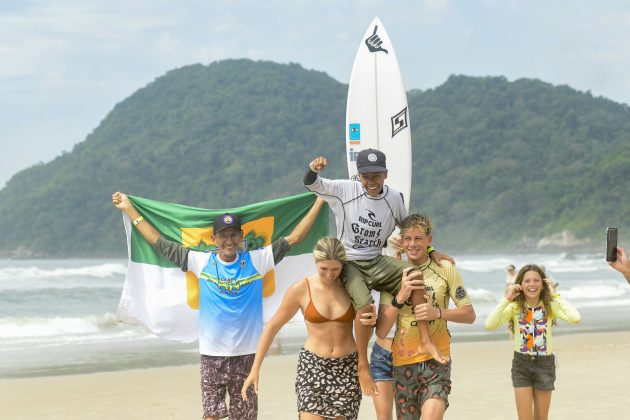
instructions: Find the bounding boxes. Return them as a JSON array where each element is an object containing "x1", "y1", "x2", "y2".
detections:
[{"x1": 305, "y1": 278, "x2": 312, "y2": 300}]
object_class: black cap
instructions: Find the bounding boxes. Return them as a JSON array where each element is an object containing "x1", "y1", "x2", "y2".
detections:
[
  {"x1": 356, "y1": 148, "x2": 387, "y2": 174},
  {"x1": 213, "y1": 213, "x2": 242, "y2": 234}
]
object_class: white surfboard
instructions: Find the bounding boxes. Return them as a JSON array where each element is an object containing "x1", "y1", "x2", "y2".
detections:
[{"x1": 345, "y1": 17, "x2": 412, "y2": 211}]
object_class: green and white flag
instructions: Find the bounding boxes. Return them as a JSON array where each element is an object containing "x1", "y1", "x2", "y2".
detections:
[{"x1": 117, "y1": 192, "x2": 328, "y2": 343}]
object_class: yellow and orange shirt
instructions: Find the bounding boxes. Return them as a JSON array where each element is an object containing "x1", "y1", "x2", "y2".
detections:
[{"x1": 387, "y1": 259, "x2": 472, "y2": 366}]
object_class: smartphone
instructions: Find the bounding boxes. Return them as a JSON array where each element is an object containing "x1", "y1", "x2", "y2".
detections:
[{"x1": 606, "y1": 227, "x2": 618, "y2": 262}]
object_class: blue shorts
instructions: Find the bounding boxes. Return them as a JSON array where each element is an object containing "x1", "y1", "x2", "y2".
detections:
[{"x1": 370, "y1": 342, "x2": 393, "y2": 382}]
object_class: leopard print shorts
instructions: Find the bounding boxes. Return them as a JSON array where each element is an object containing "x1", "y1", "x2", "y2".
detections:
[{"x1": 295, "y1": 348, "x2": 361, "y2": 420}]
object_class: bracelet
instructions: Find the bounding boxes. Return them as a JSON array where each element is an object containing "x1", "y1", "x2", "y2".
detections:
[
  {"x1": 427, "y1": 246, "x2": 435, "y2": 255},
  {"x1": 438, "y1": 308, "x2": 442, "y2": 319},
  {"x1": 391, "y1": 296, "x2": 404, "y2": 309},
  {"x1": 132, "y1": 216, "x2": 144, "y2": 226},
  {"x1": 309, "y1": 163, "x2": 319, "y2": 173}
]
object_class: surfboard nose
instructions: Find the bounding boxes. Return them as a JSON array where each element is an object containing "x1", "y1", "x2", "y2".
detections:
[{"x1": 346, "y1": 17, "x2": 412, "y2": 212}]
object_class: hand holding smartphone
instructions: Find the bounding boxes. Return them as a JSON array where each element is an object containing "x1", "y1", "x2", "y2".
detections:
[{"x1": 606, "y1": 227, "x2": 618, "y2": 262}]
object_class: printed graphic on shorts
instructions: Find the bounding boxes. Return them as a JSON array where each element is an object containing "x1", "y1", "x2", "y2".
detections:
[
  {"x1": 393, "y1": 360, "x2": 451, "y2": 419},
  {"x1": 295, "y1": 349, "x2": 361, "y2": 420},
  {"x1": 201, "y1": 354, "x2": 257, "y2": 420}
]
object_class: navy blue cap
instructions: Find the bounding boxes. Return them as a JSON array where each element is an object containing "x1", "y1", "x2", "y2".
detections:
[
  {"x1": 213, "y1": 213, "x2": 242, "y2": 233},
  {"x1": 356, "y1": 148, "x2": 387, "y2": 173}
]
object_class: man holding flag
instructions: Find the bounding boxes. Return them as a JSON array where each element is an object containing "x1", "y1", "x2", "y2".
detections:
[{"x1": 112, "y1": 192, "x2": 324, "y2": 420}]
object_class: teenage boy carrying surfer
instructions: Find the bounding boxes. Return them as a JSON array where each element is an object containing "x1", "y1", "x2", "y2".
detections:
[{"x1": 304, "y1": 148, "x2": 453, "y2": 396}]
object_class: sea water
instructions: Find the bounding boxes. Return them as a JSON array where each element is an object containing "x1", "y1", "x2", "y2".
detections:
[
  {"x1": 0, "y1": 259, "x2": 197, "y2": 379},
  {"x1": 1, "y1": 254, "x2": 628, "y2": 378}
]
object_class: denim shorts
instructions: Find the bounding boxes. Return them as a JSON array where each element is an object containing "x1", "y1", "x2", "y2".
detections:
[
  {"x1": 511, "y1": 351, "x2": 556, "y2": 391},
  {"x1": 370, "y1": 342, "x2": 393, "y2": 381}
]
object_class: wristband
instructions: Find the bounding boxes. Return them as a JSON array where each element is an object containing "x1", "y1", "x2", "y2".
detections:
[
  {"x1": 427, "y1": 246, "x2": 435, "y2": 255},
  {"x1": 309, "y1": 163, "x2": 319, "y2": 173},
  {"x1": 391, "y1": 296, "x2": 404, "y2": 309},
  {"x1": 132, "y1": 216, "x2": 144, "y2": 226}
]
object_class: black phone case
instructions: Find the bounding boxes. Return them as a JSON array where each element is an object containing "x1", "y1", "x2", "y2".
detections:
[{"x1": 606, "y1": 228, "x2": 618, "y2": 262}]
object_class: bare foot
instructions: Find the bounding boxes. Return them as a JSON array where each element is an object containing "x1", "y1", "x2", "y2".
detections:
[
  {"x1": 358, "y1": 366, "x2": 379, "y2": 397},
  {"x1": 421, "y1": 339, "x2": 449, "y2": 364}
]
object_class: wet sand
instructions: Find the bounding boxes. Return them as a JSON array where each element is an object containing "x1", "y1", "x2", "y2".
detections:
[{"x1": 1, "y1": 331, "x2": 627, "y2": 419}]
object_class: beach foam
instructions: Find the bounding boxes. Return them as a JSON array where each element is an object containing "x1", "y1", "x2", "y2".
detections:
[
  {"x1": 0, "y1": 262, "x2": 127, "y2": 290},
  {"x1": 0, "y1": 313, "x2": 153, "y2": 350}
]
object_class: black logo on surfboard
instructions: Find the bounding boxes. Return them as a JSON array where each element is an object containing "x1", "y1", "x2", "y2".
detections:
[
  {"x1": 391, "y1": 107, "x2": 408, "y2": 138},
  {"x1": 365, "y1": 25, "x2": 389, "y2": 54}
]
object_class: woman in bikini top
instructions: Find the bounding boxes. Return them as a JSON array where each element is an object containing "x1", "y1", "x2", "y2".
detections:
[
  {"x1": 241, "y1": 237, "x2": 376, "y2": 400},
  {"x1": 303, "y1": 277, "x2": 355, "y2": 323}
]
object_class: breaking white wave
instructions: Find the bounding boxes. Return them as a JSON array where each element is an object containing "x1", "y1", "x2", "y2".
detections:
[
  {"x1": 0, "y1": 313, "x2": 153, "y2": 349},
  {"x1": 0, "y1": 263, "x2": 127, "y2": 290}
]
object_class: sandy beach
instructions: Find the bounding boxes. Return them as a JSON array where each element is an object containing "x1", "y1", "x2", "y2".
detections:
[{"x1": 1, "y1": 330, "x2": 627, "y2": 419}]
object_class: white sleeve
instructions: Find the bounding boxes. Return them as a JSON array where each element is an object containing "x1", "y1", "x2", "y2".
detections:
[
  {"x1": 397, "y1": 198, "x2": 408, "y2": 224},
  {"x1": 186, "y1": 251, "x2": 211, "y2": 277},
  {"x1": 387, "y1": 188, "x2": 407, "y2": 225},
  {"x1": 305, "y1": 176, "x2": 357, "y2": 202},
  {"x1": 249, "y1": 245, "x2": 275, "y2": 276}
]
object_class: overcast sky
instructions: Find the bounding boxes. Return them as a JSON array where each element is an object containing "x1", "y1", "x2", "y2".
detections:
[{"x1": 2, "y1": 0, "x2": 630, "y2": 186}]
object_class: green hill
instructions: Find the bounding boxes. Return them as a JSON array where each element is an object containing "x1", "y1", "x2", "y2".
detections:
[
  {"x1": 1, "y1": 60, "x2": 628, "y2": 257},
  {"x1": 409, "y1": 75, "x2": 630, "y2": 250}
]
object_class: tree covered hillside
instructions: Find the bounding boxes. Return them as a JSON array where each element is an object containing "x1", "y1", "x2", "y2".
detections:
[
  {"x1": 0, "y1": 60, "x2": 348, "y2": 257},
  {"x1": 408, "y1": 75, "x2": 630, "y2": 249},
  {"x1": 0, "y1": 60, "x2": 628, "y2": 257}
]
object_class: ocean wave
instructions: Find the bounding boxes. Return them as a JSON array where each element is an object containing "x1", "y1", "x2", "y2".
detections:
[
  {"x1": 572, "y1": 298, "x2": 630, "y2": 308},
  {"x1": 466, "y1": 288, "x2": 502, "y2": 303},
  {"x1": 0, "y1": 313, "x2": 118, "y2": 338},
  {"x1": 457, "y1": 253, "x2": 607, "y2": 274},
  {"x1": 537, "y1": 258, "x2": 601, "y2": 273},
  {"x1": 0, "y1": 313, "x2": 153, "y2": 348},
  {"x1": 0, "y1": 263, "x2": 127, "y2": 281},
  {"x1": 464, "y1": 283, "x2": 630, "y2": 306},
  {"x1": 457, "y1": 257, "x2": 516, "y2": 273},
  {"x1": 0, "y1": 263, "x2": 127, "y2": 290},
  {"x1": 560, "y1": 283, "x2": 630, "y2": 300}
]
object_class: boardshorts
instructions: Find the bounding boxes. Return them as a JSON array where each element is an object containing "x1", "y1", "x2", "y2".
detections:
[
  {"x1": 393, "y1": 358, "x2": 452, "y2": 420},
  {"x1": 200, "y1": 354, "x2": 256, "y2": 419},
  {"x1": 295, "y1": 348, "x2": 361, "y2": 420},
  {"x1": 344, "y1": 255, "x2": 412, "y2": 309}
]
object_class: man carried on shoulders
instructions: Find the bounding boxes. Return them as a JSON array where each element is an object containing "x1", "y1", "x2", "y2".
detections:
[{"x1": 303, "y1": 149, "x2": 453, "y2": 396}]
